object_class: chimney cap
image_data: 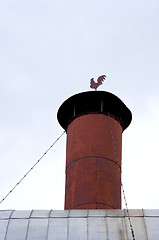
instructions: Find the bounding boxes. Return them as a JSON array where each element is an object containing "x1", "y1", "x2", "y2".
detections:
[{"x1": 57, "y1": 91, "x2": 132, "y2": 131}]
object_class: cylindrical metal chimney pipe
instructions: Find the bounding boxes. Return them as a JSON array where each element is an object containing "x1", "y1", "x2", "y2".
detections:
[{"x1": 57, "y1": 91, "x2": 132, "y2": 209}]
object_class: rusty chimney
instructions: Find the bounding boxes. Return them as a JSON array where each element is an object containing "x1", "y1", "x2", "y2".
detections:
[{"x1": 57, "y1": 91, "x2": 132, "y2": 209}]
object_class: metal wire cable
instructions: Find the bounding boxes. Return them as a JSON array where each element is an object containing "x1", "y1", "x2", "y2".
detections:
[
  {"x1": 0, "y1": 130, "x2": 66, "y2": 205},
  {"x1": 107, "y1": 113, "x2": 135, "y2": 240}
]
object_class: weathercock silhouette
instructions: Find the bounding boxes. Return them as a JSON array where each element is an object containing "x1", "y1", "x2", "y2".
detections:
[{"x1": 90, "y1": 75, "x2": 106, "y2": 90}]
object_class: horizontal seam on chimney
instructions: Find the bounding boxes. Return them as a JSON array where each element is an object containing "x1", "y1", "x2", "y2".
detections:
[
  {"x1": 72, "y1": 202, "x2": 116, "y2": 209},
  {"x1": 66, "y1": 156, "x2": 121, "y2": 171}
]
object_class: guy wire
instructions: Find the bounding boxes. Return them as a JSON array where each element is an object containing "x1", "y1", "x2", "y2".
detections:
[
  {"x1": 0, "y1": 130, "x2": 66, "y2": 205},
  {"x1": 107, "y1": 113, "x2": 135, "y2": 240}
]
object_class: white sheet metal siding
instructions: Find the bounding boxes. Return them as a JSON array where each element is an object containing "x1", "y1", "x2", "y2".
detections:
[
  {"x1": 48, "y1": 218, "x2": 67, "y2": 240},
  {"x1": 0, "y1": 209, "x2": 159, "y2": 240}
]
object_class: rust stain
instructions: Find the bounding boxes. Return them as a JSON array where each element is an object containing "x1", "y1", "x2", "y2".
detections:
[{"x1": 65, "y1": 114, "x2": 122, "y2": 210}]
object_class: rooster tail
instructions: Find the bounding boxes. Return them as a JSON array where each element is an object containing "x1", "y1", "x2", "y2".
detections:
[{"x1": 97, "y1": 75, "x2": 106, "y2": 84}]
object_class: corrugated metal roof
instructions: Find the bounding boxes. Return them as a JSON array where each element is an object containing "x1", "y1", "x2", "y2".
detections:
[{"x1": 0, "y1": 209, "x2": 159, "y2": 240}]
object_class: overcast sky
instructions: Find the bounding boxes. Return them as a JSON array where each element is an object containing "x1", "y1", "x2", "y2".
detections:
[{"x1": 0, "y1": 0, "x2": 159, "y2": 210}]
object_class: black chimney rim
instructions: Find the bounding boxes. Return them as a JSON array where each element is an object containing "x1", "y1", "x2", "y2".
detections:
[{"x1": 57, "y1": 91, "x2": 132, "y2": 131}]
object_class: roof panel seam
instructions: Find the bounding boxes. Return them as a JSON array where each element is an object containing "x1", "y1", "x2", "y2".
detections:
[{"x1": 4, "y1": 210, "x2": 15, "y2": 240}]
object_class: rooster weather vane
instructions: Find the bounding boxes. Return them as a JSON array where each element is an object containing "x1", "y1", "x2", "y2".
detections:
[{"x1": 90, "y1": 75, "x2": 106, "y2": 91}]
